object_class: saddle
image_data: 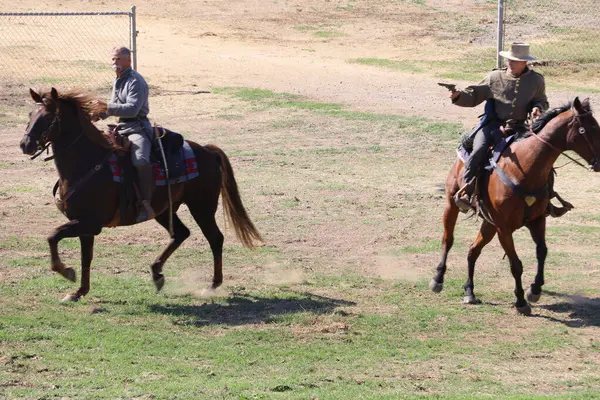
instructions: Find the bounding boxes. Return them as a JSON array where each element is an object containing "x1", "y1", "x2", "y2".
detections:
[
  {"x1": 105, "y1": 124, "x2": 186, "y2": 176},
  {"x1": 104, "y1": 124, "x2": 187, "y2": 226},
  {"x1": 457, "y1": 126, "x2": 573, "y2": 222}
]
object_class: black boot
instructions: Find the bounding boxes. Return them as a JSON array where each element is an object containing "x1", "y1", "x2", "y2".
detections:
[{"x1": 136, "y1": 165, "x2": 156, "y2": 222}]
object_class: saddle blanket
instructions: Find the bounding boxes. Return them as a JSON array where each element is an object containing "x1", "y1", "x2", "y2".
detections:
[
  {"x1": 456, "y1": 134, "x2": 517, "y2": 170},
  {"x1": 108, "y1": 141, "x2": 199, "y2": 186}
]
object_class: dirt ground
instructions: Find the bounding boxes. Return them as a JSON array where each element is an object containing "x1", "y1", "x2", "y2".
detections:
[
  {"x1": 5, "y1": 0, "x2": 599, "y2": 126},
  {"x1": 3, "y1": 0, "x2": 600, "y2": 289},
  {"x1": 2, "y1": 2, "x2": 600, "y2": 396}
]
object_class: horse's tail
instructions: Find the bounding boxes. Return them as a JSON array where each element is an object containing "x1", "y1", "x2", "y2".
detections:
[{"x1": 205, "y1": 144, "x2": 263, "y2": 249}]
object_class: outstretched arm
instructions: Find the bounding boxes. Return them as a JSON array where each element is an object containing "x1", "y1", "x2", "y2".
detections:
[{"x1": 450, "y1": 74, "x2": 492, "y2": 108}]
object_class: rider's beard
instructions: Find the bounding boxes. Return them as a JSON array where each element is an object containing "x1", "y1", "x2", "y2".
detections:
[{"x1": 112, "y1": 65, "x2": 121, "y2": 72}]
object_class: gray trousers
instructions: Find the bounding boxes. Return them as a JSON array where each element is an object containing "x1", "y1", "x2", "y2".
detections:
[
  {"x1": 129, "y1": 133, "x2": 152, "y2": 166},
  {"x1": 463, "y1": 124, "x2": 502, "y2": 183},
  {"x1": 120, "y1": 118, "x2": 153, "y2": 167}
]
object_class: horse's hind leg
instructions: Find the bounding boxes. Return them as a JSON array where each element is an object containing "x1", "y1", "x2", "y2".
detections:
[
  {"x1": 189, "y1": 209, "x2": 224, "y2": 289},
  {"x1": 463, "y1": 221, "x2": 496, "y2": 304},
  {"x1": 525, "y1": 216, "x2": 547, "y2": 303},
  {"x1": 151, "y1": 212, "x2": 190, "y2": 292}
]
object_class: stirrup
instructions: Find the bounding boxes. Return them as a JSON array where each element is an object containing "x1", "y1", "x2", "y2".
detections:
[
  {"x1": 454, "y1": 192, "x2": 473, "y2": 213},
  {"x1": 454, "y1": 180, "x2": 475, "y2": 213},
  {"x1": 136, "y1": 200, "x2": 156, "y2": 222}
]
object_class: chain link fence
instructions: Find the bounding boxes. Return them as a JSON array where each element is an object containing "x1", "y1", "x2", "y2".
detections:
[
  {"x1": 502, "y1": 0, "x2": 600, "y2": 66},
  {"x1": 0, "y1": 9, "x2": 136, "y2": 98}
]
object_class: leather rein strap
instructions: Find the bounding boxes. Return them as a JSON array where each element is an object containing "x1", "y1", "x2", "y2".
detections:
[{"x1": 53, "y1": 151, "x2": 113, "y2": 210}]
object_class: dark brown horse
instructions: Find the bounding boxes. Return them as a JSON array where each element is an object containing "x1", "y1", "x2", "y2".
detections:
[
  {"x1": 20, "y1": 88, "x2": 262, "y2": 302},
  {"x1": 431, "y1": 98, "x2": 600, "y2": 315}
]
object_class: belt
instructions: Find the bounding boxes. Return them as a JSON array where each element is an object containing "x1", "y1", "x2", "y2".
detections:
[
  {"x1": 498, "y1": 119, "x2": 525, "y2": 126},
  {"x1": 118, "y1": 116, "x2": 146, "y2": 123}
]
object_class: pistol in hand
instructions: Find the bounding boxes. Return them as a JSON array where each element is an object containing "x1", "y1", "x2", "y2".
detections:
[{"x1": 437, "y1": 82, "x2": 457, "y2": 92}]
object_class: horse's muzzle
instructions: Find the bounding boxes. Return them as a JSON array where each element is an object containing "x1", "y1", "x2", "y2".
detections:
[{"x1": 20, "y1": 135, "x2": 37, "y2": 155}]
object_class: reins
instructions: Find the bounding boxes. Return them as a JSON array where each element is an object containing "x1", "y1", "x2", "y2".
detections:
[
  {"x1": 529, "y1": 111, "x2": 596, "y2": 171},
  {"x1": 29, "y1": 107, "x2": 60, "y2": 160}
]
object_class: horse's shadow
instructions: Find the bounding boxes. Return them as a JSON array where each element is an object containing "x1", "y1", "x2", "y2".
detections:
[
  {"x1": 535, "y1": 290, "x2": 600, "y2": 327},
  {"x1": 148, "y1": 292, "x2": 355, "y2": 327}
]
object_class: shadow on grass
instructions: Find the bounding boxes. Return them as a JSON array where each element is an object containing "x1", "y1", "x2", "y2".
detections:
[
  {"x1": 535, "y1": 290, "x2": 600, "y2": 327},
  {"x1": 148, "y1": 292, "x2": 355, "y2": 327}
]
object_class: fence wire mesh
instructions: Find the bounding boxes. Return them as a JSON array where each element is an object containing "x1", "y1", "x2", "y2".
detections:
[
  {"x1": 503, "y1": 0, "x2": 600, "y2": 66},
  {"x1": 0, "y1": 12, "x2": 132, "y2": 97}
]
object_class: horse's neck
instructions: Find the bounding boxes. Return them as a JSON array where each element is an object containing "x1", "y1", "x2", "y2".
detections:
[
  {"x1": 515, "y1": 117, "x2": 569, "y2": 178},
  {"x1": 53, "y1": 125, "x2": 109, "y2": 182}
]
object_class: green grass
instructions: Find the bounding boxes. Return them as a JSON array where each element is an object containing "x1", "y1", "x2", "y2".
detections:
[
  {"x1": 348, "y1": 58, "x2": 426, "y2": 74},
  {"x1": 314, "y1": 30, "x2": 346, "y2": 38},
  {"x1": 1, "y1": 272, "x2": 595, "y2": 399},
  {"x1": 213, "y1": 87, "x2": 463, "y2": 143},
  {"x1": 3, "y1": 77, "x2": 600, "y2": 398}
]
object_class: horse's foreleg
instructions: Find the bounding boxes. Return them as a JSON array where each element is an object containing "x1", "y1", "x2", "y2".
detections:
[
  {"x1": 463, "y1": 221, "x2": 496, "y2": 304},
  {"x1": 61, "y1": 235, "x2": 94, "y2": 302},
  {"x1": 47, "y1": 220, "x2": 101, "y2": 302},
  {"x1": 431, "y1": 169, "x2": 461, "y2": 293},
  {"x1": 151, "y1": 212, "x2": 190, "y2": 292},
  {"x1": 525, "y1": 216, "x2": 547, "y2": 303},
  {"x1": 431, "y1": 199, "x2": 459, "y2": 293},
  {"x1": 48, "y1": 220, "x2": 97, "y2": 280},
  {"x1": 497, "y1": 230, "x2": 531, "y2": 315}
]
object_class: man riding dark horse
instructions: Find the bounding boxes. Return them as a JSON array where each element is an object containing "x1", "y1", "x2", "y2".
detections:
[
  {"x1": 448, "y1": 42, "x2": 557, "y2": 212},
  {"x1": 91, "y1": 46, "x2": 155, "y2": 222}
]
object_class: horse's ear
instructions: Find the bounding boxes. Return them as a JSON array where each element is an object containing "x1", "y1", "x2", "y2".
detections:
[
  {"x1": 582, "y1": 97, "x2": 591, "y2": 111},
  {"x1": 50, "y1": 87, "x2": 59, "y2": 100},
  {"x1": 29, "y1": 88, "x2": 42, "y2": 103},
  {"x1": 572, "y1": 97, "x2": 583, "y2": 115}
]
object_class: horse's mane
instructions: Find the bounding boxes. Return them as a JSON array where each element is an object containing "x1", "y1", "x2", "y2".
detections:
[
  {"x1": 42, "y1": 89, "x2": 113, "y2": 150},
  {"x1": 531, "y1": 103, "x2": 572, "y2": 134}
]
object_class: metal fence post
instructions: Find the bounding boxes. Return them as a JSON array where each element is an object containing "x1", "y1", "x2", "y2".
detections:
[
  {"x1": 496, "y1": 0, "x2": 504, "y2": 69},
  {"x1": 130, "y1": 5, "x2": 137, "y2": 71}
]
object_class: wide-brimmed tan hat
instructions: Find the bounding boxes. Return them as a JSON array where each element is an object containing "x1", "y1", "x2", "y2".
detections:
[{"x1": 499, "y1": 42, "x2": 536, "y2": 61}]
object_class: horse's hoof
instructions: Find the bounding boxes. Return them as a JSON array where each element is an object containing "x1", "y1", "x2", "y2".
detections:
[
  {"x1": 63, "y1": 268, "x2": 76, "y2": 282},
  {"x1": 463, "y1": 295, "x2": 481, "y2": 304},
  {"x1": 153, "y1": 276, "x2": 165, "y2": 293},
  {"x1": 526, "y1": 287, "x2": 541, "y2": 303},
  {"x1": 211, "y1": 280, "x2": 223, "y2": 289},
  {"x1": 516, "y1": 303, "x2": 532, "y2": 316},
  {"x1": 429, "y1": 279, "x2": 443, "y2": 293},
  {"x1": 61, "y1": 293, "x2": 80, "y2": 303}
]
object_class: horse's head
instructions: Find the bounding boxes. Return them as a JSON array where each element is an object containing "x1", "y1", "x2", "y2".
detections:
[
  {"x1": 20, "y1": 88, "x2": 62, "y2": 155},
  {"x1": 566, "y1": 97, "x2": 600, "y2": 172}
]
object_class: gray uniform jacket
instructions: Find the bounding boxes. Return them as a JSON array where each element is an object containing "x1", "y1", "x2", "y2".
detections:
[
  {"x1": 107, "y1": 67, "x2": 152, "y2": 137},
  {"x1": 453, "y1": 68, "x2": 548, "y2": 121}
]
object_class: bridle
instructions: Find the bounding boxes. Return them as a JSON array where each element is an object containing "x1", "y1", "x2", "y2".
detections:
[
  {"x1": 569, "y1": 110, "x2": 600, "y2": 170},
  {"x1": 29, "y1": 103, "x2": 60, "y2": 160},
  {"x1": 530, "y1": 109, "x2": 600, "y2": 171},
  {"x1": 29, "y1": 103, "x2": 84, "y2": 162}
]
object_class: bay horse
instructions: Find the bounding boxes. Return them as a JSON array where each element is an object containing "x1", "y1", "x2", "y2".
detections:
[
  {"x1": 431, "y1": 97, "x2": 600, "y2": 315},
  {"x1": 20, "y1": 88, "x2": 262, "y2": 302}
]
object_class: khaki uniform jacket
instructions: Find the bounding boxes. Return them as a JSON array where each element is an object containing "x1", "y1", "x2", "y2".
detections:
[{"x1": 453, "y1": 68, "x2": 548, "y2": 121}]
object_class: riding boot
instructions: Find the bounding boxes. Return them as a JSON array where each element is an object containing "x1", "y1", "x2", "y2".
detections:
[
  {"x1": 136, "y1": 165, "x2": 156, "y2": 221},
  {"x1": 454, "y1": 178, "x2": 476, "y2": 213}
]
